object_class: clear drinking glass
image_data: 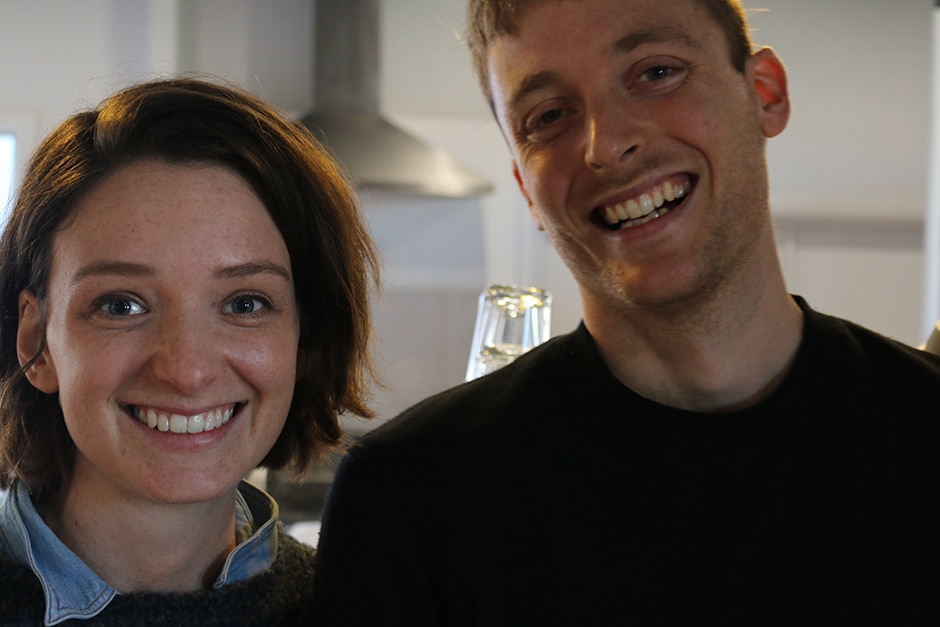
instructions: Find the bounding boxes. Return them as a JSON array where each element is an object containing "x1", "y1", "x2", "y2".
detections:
[
  {"x1": 924, "y1": 320, "x2": 940, "y2": 354},
  {"x1": 465, "y1": 284, "x2": 552, "y2": 381}
]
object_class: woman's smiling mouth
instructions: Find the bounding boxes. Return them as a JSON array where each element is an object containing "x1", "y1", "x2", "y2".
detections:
[
  {"x1": 597, "y1": 176, "x2": 693, "y2": 230},
  {"x1": 129, "y1": 404, "x2": 238, "y2": 434}
]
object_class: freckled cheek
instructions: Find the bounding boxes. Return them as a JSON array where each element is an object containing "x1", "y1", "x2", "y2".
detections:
[
  {"x1": 54, "y1": 368, "x2": 131, "y2": 448},
  {"x1": 232, "y1": 336, "x2": 300, "y2": 394},
  {"x1": 47, "y1": 324, "x2": 147, "y2": 391},
  {"x1": 235, "y1": 347, "x2": 297, "y2": 438}
]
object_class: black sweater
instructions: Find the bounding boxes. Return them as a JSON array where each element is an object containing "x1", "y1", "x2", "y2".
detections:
[{"x1": 312, "y1": 298, "x2": 940, "y2": 625}]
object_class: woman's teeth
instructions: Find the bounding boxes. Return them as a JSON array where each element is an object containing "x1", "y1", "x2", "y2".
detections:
[
  {"x1": 134, "y1": 406, "x2": 234, "y2": 434},
  {"x1": 601, "y1": 179, "x2": 691, "y2": 228}
]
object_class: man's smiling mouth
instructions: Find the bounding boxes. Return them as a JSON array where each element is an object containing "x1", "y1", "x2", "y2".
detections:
[
  {"x1": 597, "y1": 176, "x2": 693, "y2": 230},
  {"x1": 130, "y1": 405, "x2": 238, "y2": 434}
]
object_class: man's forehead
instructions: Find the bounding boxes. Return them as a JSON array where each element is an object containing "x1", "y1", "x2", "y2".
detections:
[
  {"x1": 487, "y1": 0, "x2": 715, "y2": 49},
  {"x1": 485, "y1": 1, "x2": 714, "y2": 84}
]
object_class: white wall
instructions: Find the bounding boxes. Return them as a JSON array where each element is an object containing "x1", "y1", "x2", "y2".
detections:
[
  {"x1": 0, "y1": 0, "x2": 178, "y2": 140},
  {"x1": 176, "y1": 0, "x2": 313, "y2": 113},
  {"x1": 382, "y1": 0, "x2": 935, "y2": 347},
  {"x1": 758, "y1": 0, "x2": 933, "y2": 345},
  {"x1": 0, "y1": 0, "x2": 934, "y2": 424}
]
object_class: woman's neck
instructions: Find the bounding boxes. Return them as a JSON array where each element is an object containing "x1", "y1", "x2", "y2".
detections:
[{"x1": 39, "y1": 467, "x2": 239, "y2": 593}]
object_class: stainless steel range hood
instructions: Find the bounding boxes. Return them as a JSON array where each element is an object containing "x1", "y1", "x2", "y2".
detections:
[{"x1": 302, "y1": 0, "x2": 492, "y2": 198}]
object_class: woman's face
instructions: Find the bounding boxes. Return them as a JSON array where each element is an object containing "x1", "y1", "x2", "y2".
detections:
[{"x1": 18, "y1": 159, "x2": 300, "y2": 505}]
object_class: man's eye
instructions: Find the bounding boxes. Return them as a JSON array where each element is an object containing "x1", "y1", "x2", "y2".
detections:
[
  {"x1": 225, "y1": 295, "x2": 268, "y2": 315},
  {"x1": 101, "y1": 298, "x2": 144, "y2": 316},
  {"x1": 522, "y1": 102, "x2": 576, "y2": 143},
  {"x1": 631, "y1": 61, "x2": 689, "y2": 93},
  {"x1": 641, "y1": 66, "x2": 672, "y2": 82},
  {"x1": 536, "y1": 108, "x2": 564, "y2": 127}
]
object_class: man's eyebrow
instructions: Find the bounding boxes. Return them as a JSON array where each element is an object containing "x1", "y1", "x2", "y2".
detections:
[
  {"x1": 611, "y1": 27, "x2": 702, "y2": 56},
  {"x1": 507, "y1": 28, "x2": 701, "y2": 112},
  {"x1": 508, "y1": 70, "x2": 560, "y2": 113}
]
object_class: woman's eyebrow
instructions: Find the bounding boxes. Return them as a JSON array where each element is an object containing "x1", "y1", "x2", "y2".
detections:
[
  {"x1": 71, "y1": 261, "x2": 154, "y2": 286},
  {"x1": 214, "y1": 261, "x2": 292, "y2": 282},
  {"x1": 70, "y1": 260, "x2": 292, "y2": 286}
]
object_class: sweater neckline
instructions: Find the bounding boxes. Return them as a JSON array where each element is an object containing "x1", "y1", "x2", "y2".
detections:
[{"x1": 564, "y1": 295, "x2": 830, "y2": 451}]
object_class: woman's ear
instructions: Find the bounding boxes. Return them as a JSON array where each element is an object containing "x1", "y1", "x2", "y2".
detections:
[
  {"x1": 17, "y1": 290, "x2": 59, "y2": 393},
  {"x1": 748, "y1": 47, "x2": 790, "y2": 139}
]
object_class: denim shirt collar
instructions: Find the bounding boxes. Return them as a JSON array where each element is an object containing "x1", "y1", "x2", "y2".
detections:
[
  {"x1": 0, "y1": 479, "x2": 278, "y2": 626},
  {"x1": 219, "y1": 480, "x2": 280, "y2": 587}
]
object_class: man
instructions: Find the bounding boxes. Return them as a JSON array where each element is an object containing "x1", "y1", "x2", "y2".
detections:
[{"x1": 311, "y1": 1, "x2": 940, "y2": 623}]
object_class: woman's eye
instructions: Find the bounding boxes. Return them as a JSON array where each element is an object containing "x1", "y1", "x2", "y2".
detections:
[
  {"x1": 225, "y1": 295, "x2": 269, "y2": 315},
  {"x1": 99, "y1": 298, "x2": 145, "y2": 317}
]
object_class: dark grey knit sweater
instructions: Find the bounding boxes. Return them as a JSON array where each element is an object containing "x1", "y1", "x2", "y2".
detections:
[{"x1": 0, "y1": 526, "x2": 316, "y2": 626}]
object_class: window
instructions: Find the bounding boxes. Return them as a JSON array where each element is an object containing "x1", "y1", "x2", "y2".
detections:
[
  {"x1": 0, "y1": 132, "x2": 15, "y2": 216},
  {"x1": 0, "y1": 111, "x2": 38, "y2": 227}
]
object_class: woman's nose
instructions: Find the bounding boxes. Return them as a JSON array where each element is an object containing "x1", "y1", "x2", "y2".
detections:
[{"x1": 149, "y1": 312, "x2": 217, "y2": 394}]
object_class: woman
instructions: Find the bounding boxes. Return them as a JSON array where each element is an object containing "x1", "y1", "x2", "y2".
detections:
[{"x1": 0, "y1": 77, "x2": 378, "y2": 624}]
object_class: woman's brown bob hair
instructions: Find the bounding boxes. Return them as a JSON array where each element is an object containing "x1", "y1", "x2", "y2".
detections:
[{"x1": 0, "y1": 77, "x2": 379, "y2": 495}]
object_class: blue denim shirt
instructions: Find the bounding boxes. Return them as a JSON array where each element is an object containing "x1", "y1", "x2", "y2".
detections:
[{"x1": 0, "y1": 479, "x2": 278, "y2": 626}]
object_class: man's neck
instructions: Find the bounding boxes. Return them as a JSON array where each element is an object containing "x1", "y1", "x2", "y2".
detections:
[{"x1": 583, "y1": 273, "x2": 803, "y2": 413}]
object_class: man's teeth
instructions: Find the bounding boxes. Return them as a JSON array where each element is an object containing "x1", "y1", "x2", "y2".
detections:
[
  {"x1": 602, "y1": 179, "x2": 691, "y2": 228},
  {"x1": 134, "y1": 406, "x2": 234, "y2": 434}
]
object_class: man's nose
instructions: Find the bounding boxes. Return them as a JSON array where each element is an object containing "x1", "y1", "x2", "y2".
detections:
[{"x1": 583, "y1": 101, "x2": 642, "y2": 172}]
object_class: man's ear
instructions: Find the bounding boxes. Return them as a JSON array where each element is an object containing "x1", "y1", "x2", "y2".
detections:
[
  {"x1": 748, "y1": 47, "x2": 790, "y2": 139},
  {"x1": 17, "y1": 290, "x2": 59, "y2": 394},
  {"x1": 513, "y1": 161, "x2": 545, "y2": 231}
]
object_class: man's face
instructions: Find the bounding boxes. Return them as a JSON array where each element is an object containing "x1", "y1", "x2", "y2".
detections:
[{"x1": 487, "y1": 0, "x2": 789, "y2": 320}]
